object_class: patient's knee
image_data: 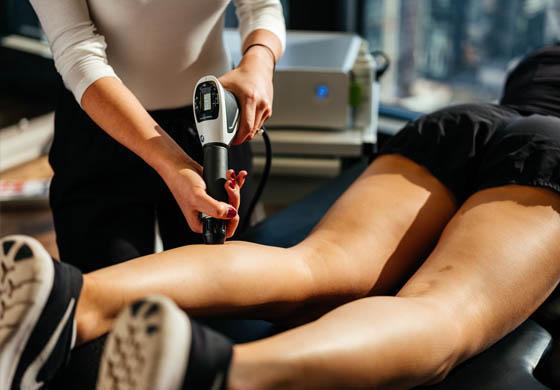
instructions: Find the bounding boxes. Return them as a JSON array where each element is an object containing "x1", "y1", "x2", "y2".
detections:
[
  {"x1": 296, "y1": 239, "x2": 374, "y2": 299},
  {"x1": 399, "y1": 296, "x2": 468, "y2": 385}
]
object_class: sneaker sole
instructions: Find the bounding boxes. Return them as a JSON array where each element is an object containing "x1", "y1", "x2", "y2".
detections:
[
  {"x1": 0, "y1": 235, "x2": 55, "y2": 389},
  {"x1": 97, "y1": 295, "x2": 191, "y2": 390}
]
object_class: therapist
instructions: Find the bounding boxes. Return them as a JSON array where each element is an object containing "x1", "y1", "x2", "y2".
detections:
[{"x1": 28, "y1": 0, "x2": 286, "y2": 272}]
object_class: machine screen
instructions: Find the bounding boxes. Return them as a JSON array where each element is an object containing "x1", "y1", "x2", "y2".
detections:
[
  {"x1": 195, "y1": 81, "x2": 219, "y2": 122},
  {"x1": 203, "y1": 92, "x2": 212, "y2": 111}
]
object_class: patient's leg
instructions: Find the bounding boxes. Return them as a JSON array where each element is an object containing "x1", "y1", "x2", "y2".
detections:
[
  {"x1": 228, "y1": 185, "x2": 560, "y2": 389},
  {"x1": 76, "y1": 155, "x2": 457, "y2": 343}
]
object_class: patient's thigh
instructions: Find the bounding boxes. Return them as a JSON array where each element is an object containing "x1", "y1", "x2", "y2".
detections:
[
  {"x1": 299, "y1": 154, "x2": 458, "y2": 296},
  {"x1": 397, "y1": 184, "x2": 560, "y2": 358}
]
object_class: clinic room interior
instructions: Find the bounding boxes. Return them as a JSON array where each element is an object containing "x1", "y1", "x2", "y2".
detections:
[{"x1": 1, "y1": 1, "x2": 560, "y2": 390}]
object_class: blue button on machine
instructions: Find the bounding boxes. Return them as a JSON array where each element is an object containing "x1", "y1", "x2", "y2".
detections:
[{"x1": 315, "y1": 85, "x2": 329, "y2": 100}]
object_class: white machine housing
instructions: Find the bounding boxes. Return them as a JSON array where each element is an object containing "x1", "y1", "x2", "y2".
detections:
[{"x1": 193, "y1": 75, "x2": 238, "y2": 146}]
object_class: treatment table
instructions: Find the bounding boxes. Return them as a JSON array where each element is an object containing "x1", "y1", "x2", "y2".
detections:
[{"x1": 52, "y1": 159, "x2": 559, "y2": 389}]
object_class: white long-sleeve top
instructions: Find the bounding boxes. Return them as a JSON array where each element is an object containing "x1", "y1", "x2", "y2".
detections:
[{"x1": 29, "y1": 0, "x2": 285, "y2": 110}]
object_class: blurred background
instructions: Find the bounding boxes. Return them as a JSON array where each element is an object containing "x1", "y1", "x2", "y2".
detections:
[{"x1": 3, "y1": 0, "x2": 559, "y2": 126}]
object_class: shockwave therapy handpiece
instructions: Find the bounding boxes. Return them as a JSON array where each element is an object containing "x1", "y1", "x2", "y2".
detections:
[{"x1": 193, "y1": 75, "x2": 239, "y2": 244}]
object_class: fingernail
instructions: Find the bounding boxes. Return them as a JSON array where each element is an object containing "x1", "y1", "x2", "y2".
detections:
[
  {"x1": 232, "y1": 171, "x2": 237, "y2": 180},
  {"x1": 227, "y1": 206, "x2": 237, "y2": 218},
  {"x1": 229, "y1": 180, "x2": 235, "y2": 189}
]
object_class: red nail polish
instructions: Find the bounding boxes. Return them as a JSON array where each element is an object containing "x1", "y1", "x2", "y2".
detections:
[
  {"x1": 227, "y1": 207, "x2": 237, "y2": 218},
  {"x1": 229, "y1": 180, "x2": 235, "y2": 189}
]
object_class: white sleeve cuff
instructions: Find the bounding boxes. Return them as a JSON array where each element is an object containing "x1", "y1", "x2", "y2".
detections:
[
  {"x1": 72, "y1": 66, "x2": 121, "y2": 107},
  {"x1": 236, "y1": 0, "x2": 287, "y2": 52}
]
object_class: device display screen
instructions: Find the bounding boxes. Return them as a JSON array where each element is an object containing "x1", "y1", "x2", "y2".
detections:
[
  {"x1": 195, "y1": 81, "x2": 219, "y2": 122},
  {"x1": 203, "y1": 92, "x2": 212, "y2": 111}
]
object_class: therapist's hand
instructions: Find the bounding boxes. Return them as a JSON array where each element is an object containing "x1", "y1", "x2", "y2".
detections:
[
  {"x1": 164, "y1": 158, "x2": 239, "y2": 234},
  {"x1": 219, "y1": 44, "x2": 275, "y2": 145}
]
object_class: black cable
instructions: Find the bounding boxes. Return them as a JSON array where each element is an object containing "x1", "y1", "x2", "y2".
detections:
[
  {"x1": 370, "y1": 50, "x2": 390, "y2": 80},
  {"x1": 241, "y1": 126, "x2": 272, "y2": 233}
]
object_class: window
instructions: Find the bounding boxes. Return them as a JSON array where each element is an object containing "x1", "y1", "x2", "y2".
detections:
[{"x1": 362, "y1": 0, "x2": 560, "y2": 112}]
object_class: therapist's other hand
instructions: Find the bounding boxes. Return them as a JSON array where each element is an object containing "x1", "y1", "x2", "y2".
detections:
[
  {"x1": 219, "y1": 46, "x2": 275, "y2": 145},
  {"x1": 224, "y1": 169, "x2": 248, "y2": 238},
  {"x1": 165, "y1": 160, "x2": 239, "y2": 234}
]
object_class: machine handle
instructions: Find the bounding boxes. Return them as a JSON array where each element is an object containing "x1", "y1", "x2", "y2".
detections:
[
  {"x1": 201, "y1": 144, "x2": 229, "y2": 244},
  {"x1": 203, "y1": 144, "x2": 229, "y2": 203}
]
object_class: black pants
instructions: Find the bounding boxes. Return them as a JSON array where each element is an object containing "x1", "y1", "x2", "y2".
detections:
[{"x1": 49, "y1": 86, "x2": 253, "y2": 272}]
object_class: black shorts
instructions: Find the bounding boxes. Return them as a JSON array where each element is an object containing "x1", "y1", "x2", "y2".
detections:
[{"x1": 379, "y1": 103, "x2": 560, "y2": 203}]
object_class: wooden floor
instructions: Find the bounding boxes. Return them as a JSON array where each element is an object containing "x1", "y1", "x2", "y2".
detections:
[{"x1": 0, "y1": 156, "x2": 59, "y2": 258}]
